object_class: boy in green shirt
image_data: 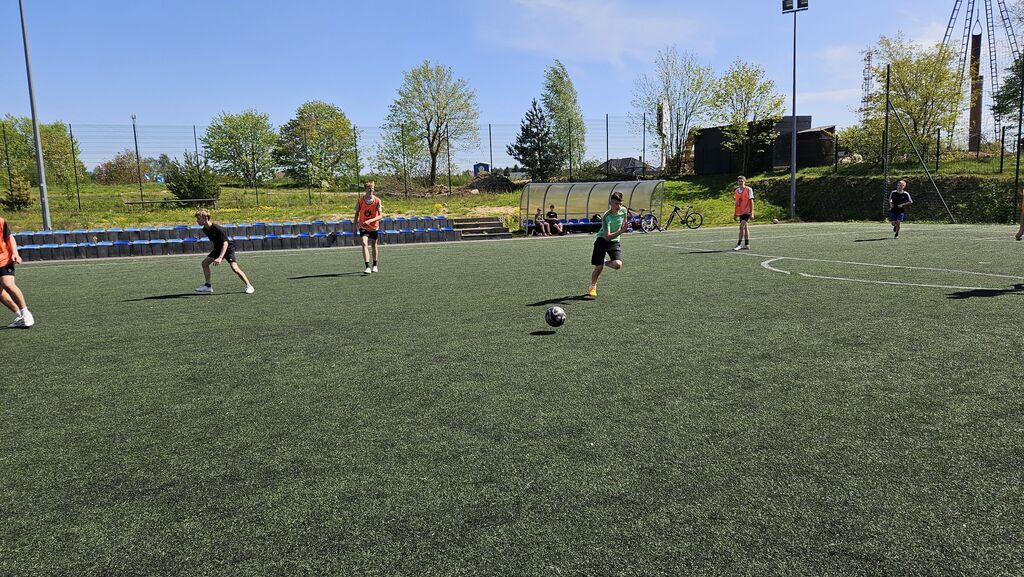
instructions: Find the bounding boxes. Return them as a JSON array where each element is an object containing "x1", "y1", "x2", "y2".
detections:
[{"x1": 587, "y1": 191, "x2": 630, "y2": 298}]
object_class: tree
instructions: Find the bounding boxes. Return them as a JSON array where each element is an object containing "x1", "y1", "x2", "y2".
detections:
[
  {"x1": 166, "y1": 151, "x2": 220, "y2": 204},
  {"x1": 711, "y1": 59, "x2": 786, "y2": 174},
  {"x1": 273, "y1": 100, "x2": 357, "y2": 188},
  {"x1": 93, "y1": 149, "x2": 153, "y2": 185},
  {"x1": 373, "y1": 121, "x2": 429, "y2": 184},
  {"x1": 144, "y1": 154, "x2": 174, "y2": 177},
  {"x1": 541, "y1": 59, "x2": 586, "y2": 173},
  {"x1": 1, "y1": 115, "x2": 85, "y2": 194},
  {"x1": 991, "y1": 56, "x2": 1023, "y2": 123},
  {"x1": 507, "y1": 99, "x2": 564, "y2": 181},
  {"x1": 201, "y1": 110, "x2": 277, "y2": 186},
  {"x1": 383, "y1": 61, "x2": 480, "y2": 186},
  {"x1": 632, "y1": 46, "x2": 716, "y2": 172}
]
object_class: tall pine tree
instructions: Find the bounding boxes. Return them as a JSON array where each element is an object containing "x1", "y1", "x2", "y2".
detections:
[{"x1": 507, "y1": 99, "x2": 563, "y2": 181}]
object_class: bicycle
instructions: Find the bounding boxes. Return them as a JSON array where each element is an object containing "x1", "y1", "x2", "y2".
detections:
[
  {"x1": 626, "y1": 207, "x2": 663, "y2": 233},
  {"x1": 663, "y1": 204, "x2": 703, "y2": 230}
]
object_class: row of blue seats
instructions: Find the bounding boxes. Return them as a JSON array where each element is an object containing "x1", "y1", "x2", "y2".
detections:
[
  {"x1": 18, "y1": 228, "x2": 461, "y2": 261},
  {"x1": 13, "y1": 216, "x2": 453, "y2": 245},
  {"x1": 525, "y1": 217, "x2": 602, "y2": 235}
]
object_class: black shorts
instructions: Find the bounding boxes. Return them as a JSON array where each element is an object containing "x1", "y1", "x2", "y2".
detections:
[
  {"x1": 0, "y1": 262, "x2": 14, "y2": 277},
  {"x1": 359, "y1": 229, "x2": 379, "y2": 240},
  {"x1": 739, "y1": 213, "x2": 751, "y2": 222},
  {"x1": 591, "y1": 237, "x2": 622, "y2": 266},
  {"x1": 207, "y1": 244, "x2": 237, "y2": 263}
]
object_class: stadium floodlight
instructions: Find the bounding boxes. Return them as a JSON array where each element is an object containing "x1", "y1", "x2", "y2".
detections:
[
  {"x1": 18, "y1": 0, "x2": 51, "y2": 230},
  {"x1": 782, "y1": 0, "x2": 808, "y2": 217}
]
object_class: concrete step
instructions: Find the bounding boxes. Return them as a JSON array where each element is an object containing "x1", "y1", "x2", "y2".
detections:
[
  {"x1": 452, "y1": 217, "x2": 503, "y2": 227},
  {"x1": 460, "y1": 231, "x2": 514, "y2": 240},
  {"x1": 455, "y1": 226, "x2": 510, "y2": 235}
]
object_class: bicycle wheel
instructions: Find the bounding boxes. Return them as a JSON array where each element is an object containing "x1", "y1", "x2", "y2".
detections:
[
  {"x1": 640, "y1": 214, "x2": 657, "y2": 233},
  {"x1": 685, "y1": 212, "x2": 703, "y2": 229}
]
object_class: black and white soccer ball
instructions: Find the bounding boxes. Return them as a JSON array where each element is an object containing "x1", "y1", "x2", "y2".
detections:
[{"x1": 545, "y1": 306, "x2": 566, "y2": 327}]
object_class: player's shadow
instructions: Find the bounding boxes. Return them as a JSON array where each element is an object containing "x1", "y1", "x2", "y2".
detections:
[
  {"x1": 686, "y1": 250, "x2": 726, "y2": 254},
  {"x1": 530, "y1": 330, "x2": 557, "y2": 336},
  {"x1": 947, "y1": 284, "x2": 1024, "y2": 300},
  {"x1": 527, "y1": 295, "x2": 591, "y2": 307},
  {"x1": 854, "y1": 237, "x2": 891, "y2": 242},
  {"x1": 123, "y1": 293, "x2": 224, "y2": 302},
  {"x1": 288, "y1": 272, "x2": 366, "y2": 280}
]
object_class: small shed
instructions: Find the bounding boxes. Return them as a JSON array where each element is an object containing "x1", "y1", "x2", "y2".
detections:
[{"x1": 473, "y1": 163, "x2": 491, "y2": 177}]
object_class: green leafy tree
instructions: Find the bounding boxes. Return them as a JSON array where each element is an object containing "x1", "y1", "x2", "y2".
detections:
[
  {"x1": 383, "y1": 61, "x2": 480, "y2": 186},
  {"x1": 93, "y1": 149, "x2": 153, "y2": 185},
  {"x1": 165, "y1": 151, "x2": 220, "y2": 203},
  {"x1": 541, "y1": 59, "x2": 586, "y2": 173},
  {"x1": 2, "y1": 175, "x2": 33, "y2": 211},
  {"x1": 144, "y1": 154, "x2": 175, "y2": 177},
  {"x1": 201, "y1": 110, "x2": 277, "y2": 186},
  {"x1": 273, "y1": 100, "x2": 357, "y2": 187},
  {"x1": 632, "y1": 46, "x2": 716, "y2": 172},
  {"x1": 712, "y1": 59, "x2": 785, "y2": 174},
  {"x1": 992, "y1": 56, "x2": 1024, "y2": 123},
  {"x1": 506, "y1": 99, "x2": 564, "y2": 181},
  {"x1": 1, "y1": 115, "x2": 85, "y2": 194},
  {"x1": 374, "y1": 121, "x2": 429, "y2": 184}
]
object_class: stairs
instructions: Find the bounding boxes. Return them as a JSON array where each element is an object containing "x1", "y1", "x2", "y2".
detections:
[{"x1": 451, "y1": 217, "x2": 513, "y2": 240}]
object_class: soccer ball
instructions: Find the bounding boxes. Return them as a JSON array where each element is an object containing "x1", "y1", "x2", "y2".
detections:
[
  {"x1": 545, "y1": 306, "x2": 566, "y2": 327},
  {"x1": 772, "y1": 218, "x2": 780, "y2": 224}
]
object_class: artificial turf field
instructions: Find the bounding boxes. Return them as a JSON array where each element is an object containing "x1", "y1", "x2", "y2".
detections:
[{"x1": 3, "y1": 222, "x2": 1023, "y2": 576}]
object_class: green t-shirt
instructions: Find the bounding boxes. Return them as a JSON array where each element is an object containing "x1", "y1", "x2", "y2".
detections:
[{"x1": 597, "y1": 207, "x2": 628, "y2": 243}]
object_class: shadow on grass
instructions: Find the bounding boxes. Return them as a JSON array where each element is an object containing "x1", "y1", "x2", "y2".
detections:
[
  {"x1": 686, "y1": 250, "x2": 727, "y2": 254},
  {"x1": 289, "y1": 272, "x2": 366, "y2": 280},
  {"x1": 947, "y1": 284, "x2": 1024, "y2": 300},
  {"x1": 527, "y1": 295, "x2": 592, "y2": 307},
  {"x1": 854, "y1": 237, "x2": 891, "y2": 243},
  {"x1": 123, "y1": 293, "x2": 226, "y2": 302},
  {"x1": 530, "y1": 330, "x2": 557, "y2": 336}
]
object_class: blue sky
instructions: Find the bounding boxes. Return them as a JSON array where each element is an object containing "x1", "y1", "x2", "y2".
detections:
[{"x1": 0, "y1": 0, "x2": 951, "y2": 131}]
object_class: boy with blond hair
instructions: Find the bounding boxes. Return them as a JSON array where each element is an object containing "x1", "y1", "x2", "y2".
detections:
[
  {"x1": 356, "y1": 181, "x2": 383, "y2": 273},
  {"x1": 194, "y1": 209, "x2": 254, "y2": 294},
  {"x1": 0, "y1": 214, "x2": 34, "y2": 328},
  {"x1": 733, "y1": 176, "x2": 754, "y2": 251}
]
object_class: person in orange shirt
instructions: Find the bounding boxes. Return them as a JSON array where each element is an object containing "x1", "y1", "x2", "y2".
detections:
[
  {"x1": 0, "y1": 215, "x2": 34, "y2": 328},
  {"x1": 356, "y1": 181, "x2": 383, "y2": 273},
  {"x1": 732, "y1": 175, "x2": 754, "y2": 251}
]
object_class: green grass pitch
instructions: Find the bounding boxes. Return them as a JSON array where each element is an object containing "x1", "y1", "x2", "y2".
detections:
[{"x1": 3, "y1": 223, "x2": 1022, "y2": 576}]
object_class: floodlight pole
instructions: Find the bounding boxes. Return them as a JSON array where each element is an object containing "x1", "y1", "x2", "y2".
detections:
[
  {"x1": 784, "y1": 2, "x2": 807, "y2": 218},
  {"x1": 19, "y1": 0, "x2": 51, "y2": 230}
]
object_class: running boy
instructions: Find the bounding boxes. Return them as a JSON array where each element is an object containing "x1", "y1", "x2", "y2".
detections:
[
  {"x1": 194, "y1": 209, "x2": 254, "y2": 294},
  {"x1": 586, "y1": 191, "x2": 630, "y2": 298},
  {"x1": 356, "y1": 181, "x2": 383, "y2": 273},
  {"x1": 733, "y1": 176, "x2": 754, "y2": 251},
  {"x1": 0, "y1": 214, "x2": 34, "y2": 328},
  {"x1": 889, "y1": 180, "x2": 913, "y2": 239}
]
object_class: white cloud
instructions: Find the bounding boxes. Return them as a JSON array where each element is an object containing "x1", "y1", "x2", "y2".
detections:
[{"x1": 478, "y1": 0, "x2": 707, "y2": 67}]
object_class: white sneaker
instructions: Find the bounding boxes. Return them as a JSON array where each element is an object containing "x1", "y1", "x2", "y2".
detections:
[
  {"x1": 364, "y1": 267, "x2": 372, "y2": 274},
  {"x1": 371, "y1": 265, "x2": 378, "y2": 273},
  {"x1": 244, "y1": 285, "x2": 255, "y2": 294},
  {"x1": 20, "y1": 312, "x2": 34, "y2": 328},
  {"x1": 195, "y1": 285, "x2": 213, "y2": 293},
  {"x1": 7, "y1": 313, "x2": 23, "y2": 328},
  {"x1": 733, "y1": 245, "x2": 742, "y2": 251}
]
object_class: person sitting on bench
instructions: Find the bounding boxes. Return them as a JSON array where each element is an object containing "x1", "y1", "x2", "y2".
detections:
[
  {"x1": 534, "y1": 208, "x2": 552, "y2": 236},
  {"x1": 545, "y1": 205, "x2": 564, "y2": 235}
]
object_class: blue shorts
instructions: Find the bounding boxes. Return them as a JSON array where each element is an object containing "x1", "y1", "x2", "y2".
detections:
[{"x1": 889, "y1": 211, "x2": 906, "y2": 222}]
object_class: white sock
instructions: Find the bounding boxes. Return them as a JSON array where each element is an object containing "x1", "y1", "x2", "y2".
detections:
[{"x1": 19, "y1": 308, "x2": 28, "y2": 315}]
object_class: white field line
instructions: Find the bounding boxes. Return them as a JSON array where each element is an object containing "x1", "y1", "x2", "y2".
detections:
[
  {"x1": 795, "y1": 273, "x2": 999, "y2": 291},
  {"x1": 760, "y1": 258, "x2": 791, "y2": 275},
  {"x1": 736, "y1": 252, "x2": 1024, "y2": 280}
]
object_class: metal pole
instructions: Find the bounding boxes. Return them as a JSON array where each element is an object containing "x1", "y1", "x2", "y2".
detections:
[
  {"x1": 883, "y1": 64, "x2": 891, "y2": 219},
  {"x1": 834, "y1": 132, "x2": 838, "y2": 174},
  {"x1": 488, "y1": 123, "x2": 493, "y2": 175},
  {"x1": 1000, "y1": 125, "x2": 1008, "y2": 173},
  {"x1": 306, "y1": 138, "x2": 312, "y2": 205},
  {"x1": 19, "y1": 0, "x2": 51, "y2": 229},
  {"x1": 251, "y1": 127, "x2": 259, "y2": 206},
  {"x1": 789, "y1": 9, "x2": 798, "y2": 218},
  {"x1": 446, "y1": 124, "x2": 452, "y2": 194},
  {"x1": 2, "y1": 124, "x2": 13, "y2": 194},
  {"x1": 353, "y1": 126, "x2": 360, "y2": 185},
  {"x1": 68, "y1": 124, "x2": 81, "y2": 211},
  {"x1": 642, "y1": 112, "x2": 647, "y2": 179},
  {"x1": 193, "y1": 125, "x2": 202, "y2": 191},
  {"x1": 401, "y1": 123, "x2": 409, "y2": 198},
  {"x1": 605, "y1": 113, "x2": 609, "y2": 177},
  {"x1": 936, "y1": 128, "x2": 941, "y2": 171},
  {"x1": 131, "y1": 114, "x2": 144, "y2": 203},
  {"x1": 1014, "y1": 54, "x2": 1024, "y2": 219}
]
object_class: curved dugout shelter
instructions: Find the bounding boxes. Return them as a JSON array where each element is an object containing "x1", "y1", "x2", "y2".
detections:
[{"x1": 519, "y1": 180, "x2": 665, "y2": 230}]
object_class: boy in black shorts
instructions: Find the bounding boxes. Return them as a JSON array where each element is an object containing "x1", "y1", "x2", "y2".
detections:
[
  {"x1": 194, "y1": 209, "x2": 254, "y2": 294},
  {"x1": 888, "y1": 180, "x2": 913, "y2": 239},
  {"x1": 587, "y1": 191, "x2": 630, "y2": 298},
  {"x1": 0, "y1": 213, "x2": 34, "y2": 328}
]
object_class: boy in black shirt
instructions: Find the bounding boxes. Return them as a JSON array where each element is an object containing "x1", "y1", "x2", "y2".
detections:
[
  {"x1": 194, "y1": 209, "x2": 254, "y2": 294},
  {"x1": 545, "y1": 204, "x2": 564, "y2": 235},
  {"x1": 888, "y1": 180, "x2": 913, "y2": 239}
]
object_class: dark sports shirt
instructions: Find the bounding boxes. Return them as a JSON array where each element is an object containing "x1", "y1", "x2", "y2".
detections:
[
  {"x1": 546, "y1": 211, "x2": 559, "y2": 221},
  {"x1": 890, "y1": 190, "x2": 911, "y2": 213},
  {"x1": 203, "y1": 224, "x2": 232, "y2": 247}
]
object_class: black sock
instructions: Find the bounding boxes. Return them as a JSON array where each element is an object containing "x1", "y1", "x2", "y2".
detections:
[
  {"x1": 372, "y1": 260, "x2": 377, "y2": 266},
  {"x1": 204, "y1": 282, "x2": 211, "y2": 287},
  {"x1": 364, "y1": 261, "x2": 370, "y2": 268},
  {"x1": 744, "y1": 239, "x2": 749, "y2": 245}
]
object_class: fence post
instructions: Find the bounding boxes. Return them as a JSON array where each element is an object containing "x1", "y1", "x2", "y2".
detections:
[
  {"x1": 250, "y1": 127, "x2": 259, "y2": 206},
  {"x1": 1015, "y1": 55, "x2": 1024, "y2": 221},
  {"x1": 834, "y1": 132, "x2": 838, "y2": 174},
  {"x1": 642, "y1": 113, "x2": 647, "y2": 179},
  {"x1": 131, "y1": 114, "x2": 144, "y2": 204},
  {"x1": 488, "y1": 123, "x2": 493, "y2": 176},
  {"x1": 305, "y1": 137, "x2": 312, "y2": 205},
  {"x1": 605, "y1": 113, "x2": 609, "y2": 178},
  {"x1": 68, "y1": 123, "x2": 81, "y2": 211},
  {"x1": 446, "y1": 124, "x2": 452, "y2": 194},
  {"x1": 353, "y1": 126, "x2": 360, "y2": 186},
  {"x1": 2, "y1": 123, "x2": 13, "y2": 195},
  {"x1": 1000, "y1": 125, "x2": 1007, "y2": 173},
  {"x1": 401, "y1": 123, "x2": 409, "y2": 198},
  {"x1": 935, "y1": 128, "x2": 941, "y2": 171},
  {"x1": 882, "y1": 65, "x2": 891, "y2": 219}
]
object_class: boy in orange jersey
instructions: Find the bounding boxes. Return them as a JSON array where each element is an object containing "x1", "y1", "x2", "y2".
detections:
[
  {"x1": 0, "y1": 214, "x2": 35, "y2": 328},
  {"x1": 732, "y1": 175, "x2": 754, "y2": 251},
  {"x1": 356, "y1": 181, "x2": 383, "y2": 273}
]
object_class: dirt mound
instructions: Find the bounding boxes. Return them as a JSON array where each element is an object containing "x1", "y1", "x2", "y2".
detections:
[{"x1": 461, "y1": 173, "x2": 518, "y2": 193}]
